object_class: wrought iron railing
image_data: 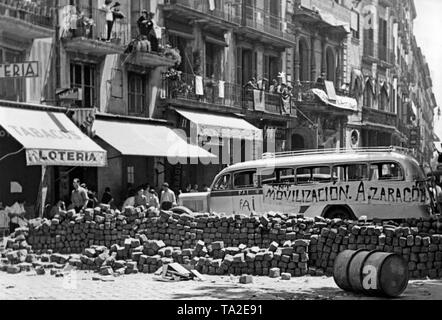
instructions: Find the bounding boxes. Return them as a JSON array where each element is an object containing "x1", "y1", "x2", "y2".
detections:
[
  {"x1": 362, "y1": 107, "x2": 397, "y2": 127},
  {"x1": 164, "y1": 0, "x2": 242, "y2": 25},
  {"x1": 162, "y1": 72, "x2": 242, "y2": 109},
  {"x1": 60, "y1": 5, "x2": 129, "y2": 46},
  {"x1": 242, "y1": 5, "x2": 295, "y2": 42},
  {"x1": 0, "y1": 0, "x2": 55, "y2": 29}
]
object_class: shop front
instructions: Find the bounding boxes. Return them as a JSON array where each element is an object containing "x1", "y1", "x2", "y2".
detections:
[
  {"x1": 0, "y1": 104, "x2": 107, "y2": 217},
  {"x1": 92, "y1": 115, "x2": 216, "y2": 205},
  {"x1": 171, "y1": 108, "x2": 263, "y2": 189}
]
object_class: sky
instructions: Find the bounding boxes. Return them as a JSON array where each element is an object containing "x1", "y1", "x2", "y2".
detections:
[{"x1": 413, "y1": 0, "x2": 442, "y2": 149}]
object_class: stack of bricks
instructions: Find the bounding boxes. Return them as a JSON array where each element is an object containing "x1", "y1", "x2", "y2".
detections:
[
  {"x1": 309, "y1": 217, "x2": 442, "y2": 279},
  {"x1": 18, "y1": 204, "x2": 442, "y2": 279}
]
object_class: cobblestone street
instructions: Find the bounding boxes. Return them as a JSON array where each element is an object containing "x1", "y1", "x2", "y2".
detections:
[{"x1": 1, "y1": 271, "x2": 442, "y2": 300}]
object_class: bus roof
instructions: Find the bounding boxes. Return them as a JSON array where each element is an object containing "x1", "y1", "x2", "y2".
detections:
[{"x1": 221, "y1": 150, "x2": 420, "y2": 174}]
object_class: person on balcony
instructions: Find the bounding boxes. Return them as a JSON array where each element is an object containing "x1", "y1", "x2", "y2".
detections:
[
  {"x1": 101, "y1": 1, "x2": 124, "y2": 42},
  {"x1": 147, "y1": 12, "x2": 159, "y2": 52},
  {"x1": 137, "y1": 10, "x2": 150, "y2": 37},
  {"x1": 269, "y1": 79, "x2": 278, "y2": 93}
]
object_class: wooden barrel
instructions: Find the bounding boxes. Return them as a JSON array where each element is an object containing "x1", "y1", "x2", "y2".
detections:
[
  {"x1": 333, "y1": 249, "x2": 365, "y2": 291},
  {"x1": 333, "y1": 250, "x2": 409, "y2": 298}
]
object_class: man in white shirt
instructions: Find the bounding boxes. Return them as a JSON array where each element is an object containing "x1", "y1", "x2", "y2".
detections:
[{"x1": 160, "y1": 183, "x2": 176, "y2": 210}]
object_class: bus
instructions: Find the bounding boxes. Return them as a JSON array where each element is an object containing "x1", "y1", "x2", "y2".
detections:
[{"x1": 177, "y1": 147, "x2": 433, "y2": 220}]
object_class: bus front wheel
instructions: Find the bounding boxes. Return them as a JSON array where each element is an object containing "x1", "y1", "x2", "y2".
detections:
[{"x1": 324, "y1": 206, "x2": 355, "y2": 221}]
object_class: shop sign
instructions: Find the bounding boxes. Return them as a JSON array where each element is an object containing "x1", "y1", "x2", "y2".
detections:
[
  {"x1": 26, "y1": 149, "x2": 107, "y2": 167},
  {"x1": 0, "y1": 62, "x2": 39, "y2": 78}
]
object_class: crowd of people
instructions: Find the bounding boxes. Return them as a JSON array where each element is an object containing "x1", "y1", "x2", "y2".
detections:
[{"x1": 244, "y1": 76, "x2": 296, "y2": 102}]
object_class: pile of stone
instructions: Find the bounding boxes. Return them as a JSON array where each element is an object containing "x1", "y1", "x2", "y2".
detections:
[
  {"x1": 309, "y1": 218, "x2": 442, "y2": 279},
  {"x1": 25, "y1": 207, "x2": 318, "y2": 253}
]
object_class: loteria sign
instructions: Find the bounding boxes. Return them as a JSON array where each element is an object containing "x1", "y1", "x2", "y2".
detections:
[{"x1": 0, "y1": 62, "x2": 39, "y2": 78}]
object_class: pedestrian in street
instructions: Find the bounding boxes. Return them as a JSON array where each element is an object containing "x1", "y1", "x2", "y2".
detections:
[
  {"x1": 185, "y1": 183, "x2": 192, "y2": 193},
  {"x1": 48, "y1": 201, "x2": 66, "y2": 219},
  {"x1": 191, "y1": 184, "x2": 199, "y2": 193},
  {"x1": 71, "y1": 178, "x2": 89, "y2": 213},
  {"x1": 101, "y1": 187, "x2": 114, "y2": 206},
  {"x1": 122, "y1": 188, "x2": 136, "y2": 210},
  {"x1": 87, "y1": 187, "x2": 99, "y2": 209},
  {"x1": 160, "y1": 183, "x2": 176, "y2": 210},
  {"x1": 134, "y1": 186, "x2": 148, "y2": 208},
  {"x1": 147, "y1": 188, "x2": 160, "y2": 209},
  {"x1": 202, "y1": 184, "x2": 211, "y2": 192}
]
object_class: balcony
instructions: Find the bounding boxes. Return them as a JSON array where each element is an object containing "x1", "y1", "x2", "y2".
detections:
[
  {"x1": 161, "y1": 72, "x2": 242, "y2": 112},
  {"x1": 162, "y1": 0, "x2": 241, "y2": 31},
  {"x1": 362, "y1": 107, "x2": 397, "y2": 128},
  {"x1": 237, "y1": 5, "x2": 295, "y2": 47},
  {"x1": 61, "y1": 6, "x2": 129, "y2": 57},
  {"x1": 0, "y1": 0, "x2": 55, "y2": 40},
  {"x1": 125, "y1": 42, "x2": 179, "y2": 68},
  {"x1": 243, "y1": 89, "x2": 296, "y2": 117}
]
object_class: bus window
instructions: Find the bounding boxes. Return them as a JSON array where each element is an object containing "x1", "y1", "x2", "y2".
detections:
[
  {"x1": 296, "y1": 166, "x2": 331, "y2": 185},
  {"x1": 212, "y1": 174, "x2": 232, "y2": 191},
  {"x1": 370, "y1": 162, "x2": 404, "y2": 181},
  {"x1": 259, "y1": 168, "x2": 295, "y2": 185},
  {"x1": 332, "y1": 164, "x2": 368, "y2": 181},
  {"x1": 234, "y1": 170, "x2": 258, "y2": 189}
]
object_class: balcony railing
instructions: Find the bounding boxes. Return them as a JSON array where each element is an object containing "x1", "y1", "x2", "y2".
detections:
[
  {"x1": 362, "y1": 107, "x2": 397, "y2": 128},
  {"x1": 164, "y1": 0, "x2": 241, "y2": 25},
  {"x1": 291, "y1": 81, "x2": 356, "y2": 100},
  {"x1": 60, "y1": 6, "x2": 129, "y2": 46},
  {"x1": 162, "y1": 72, "x2": 242, "y2": 109},
  {"x1": 242, "y1": 5, "x2": 295, "y2": 42},
  {"x1": 0, "y1": 0, "x2": 55, "y2": 29},
  {"x1": 243, "y1": 89, "x2": 287, "y2": 115}
]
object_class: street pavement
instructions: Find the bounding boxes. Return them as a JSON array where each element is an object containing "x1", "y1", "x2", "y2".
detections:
[{"x1": 0, "y1": 271, "x2": 441, "y2": 300}]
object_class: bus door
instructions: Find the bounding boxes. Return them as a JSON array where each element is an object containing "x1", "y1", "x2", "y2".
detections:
[
  {"x1": 210, "y1": 173, "x2": 234, "y2": 216},
  {"x1": 231, "y1": 170, "x2": 263, "y2": 215}
]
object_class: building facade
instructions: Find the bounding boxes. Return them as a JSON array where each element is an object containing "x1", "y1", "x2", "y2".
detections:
[{"x1": 0, "y1": 0, "x2": 437, "y2": 215}]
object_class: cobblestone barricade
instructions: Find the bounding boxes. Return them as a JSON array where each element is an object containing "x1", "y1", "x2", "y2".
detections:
[{"x1": 1, "y1": 205, "x2": 442, "y2": 279}]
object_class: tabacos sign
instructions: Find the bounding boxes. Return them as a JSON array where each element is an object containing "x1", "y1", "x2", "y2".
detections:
[{"x1": 26, "y1": 149, "x2": 107, "y2": 167}]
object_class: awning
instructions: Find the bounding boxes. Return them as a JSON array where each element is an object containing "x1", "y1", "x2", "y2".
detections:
[
  {"x1": 318, "y1": 12, "x2": 351, "y2": 33},
  {"x1": 175, "y1": 108, "x2": 263, "y2": 141},
  {"x1": 0, "y1": 106, "x2": 107, "y2": 167},
  {"x1": 311, "y1": 89, "x2": 358, "y2": 112},
  {"x1": 93, "y1": 119, "x2": 216, "y2": 159}
]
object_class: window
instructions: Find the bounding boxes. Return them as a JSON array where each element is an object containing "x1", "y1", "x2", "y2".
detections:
[
  {"x1": 264, "y1": 55, "x2": 280, "y2": 82},
  {"x1": 233, "y1": 170, "x2": 258, "y2": 189},
  {"x1": 369, "y1": 162, "x2": 404, "y2": 181},
  {"x1": 70, "y1": 63, "x2": 96, "y2": 108},
  {"x1": 127, "y1": 166, "x2": 135, "y2": 184},
  {"x1": 332, "y1": 164, "x2": 369, "y2": 182},
  {"x1": 128, "y1": 72, "x2": 146, "y2": 114},
  {"x1": 296, "y1": 166, "x2": 332, "y2": 185},
  {"x1": 351, "y1": 11, "x2": 360, "y2": 39},
  {"x1": 380, "y1": 86, "x2": 389, "y2": 111},
  {"x1": 205, "y1": 42, "x2": 223, "y2": 79},
  {"x1": 259, "y1": 168, "x2": 295, "y2": 185},
  {"x1": 364, "y1": 81, "x2": 373, "y2": 108},
  {"x1": 0, "y1": 47, "x2": 25, "y2": 102},
  {"x1": 212, "y1": 174, "x2": 232, "y2": 191}
]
